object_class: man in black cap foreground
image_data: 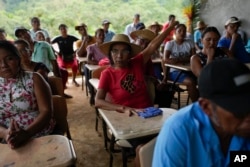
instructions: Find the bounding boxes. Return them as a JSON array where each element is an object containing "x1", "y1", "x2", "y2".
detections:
[{"x1": 153, "y1": 59, "x2": 250, "y2": 167}]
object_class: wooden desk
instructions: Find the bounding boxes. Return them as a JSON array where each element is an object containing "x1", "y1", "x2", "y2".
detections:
[
  {"x1": 89, "y1": 78, "x2": 99, "y2": 91},
  {"x1": 152, "y1": 58, "x2": 162, "y2": 64},
  {"x1": 76, "y1": 56, "x2": 87, "y2": 63},
  {"x1": 0, "y1": 135, "x2": 76, "y2": 167},
  {"x1": 99, "y1": 108, "x2": 176, "y2": 140},
  {"x1": 165, "y1": 63, "x2": 191, "y2": 72},
  {"x1": 99, "y1": 108, "x2": 176, "y2": 167}
]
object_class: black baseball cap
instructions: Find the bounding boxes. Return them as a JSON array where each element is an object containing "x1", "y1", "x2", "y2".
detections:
[{"x1": 198, "y1": 59, "x2": 250, "y2": 117}]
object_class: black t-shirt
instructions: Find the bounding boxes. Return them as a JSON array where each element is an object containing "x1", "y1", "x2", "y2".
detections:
[{"x1": 52, "y1": 35, "x2": 78, "y2": 55}]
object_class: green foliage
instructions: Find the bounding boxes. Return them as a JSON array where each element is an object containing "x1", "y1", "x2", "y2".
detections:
[{"x1": 0, "y1": 0, "x2": 187, "y2": 40}]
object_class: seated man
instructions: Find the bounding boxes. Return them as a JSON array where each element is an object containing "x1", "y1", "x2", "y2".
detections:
[
  {"x1": 153, "y1": 59, "x2": 250, "y2": 167},
  {"x1": 52, "y1": 24, "x2": 79, "y2": 87}
]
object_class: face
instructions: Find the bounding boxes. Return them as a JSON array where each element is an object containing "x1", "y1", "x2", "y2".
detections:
[
  {"x1": 95, "y1": 30, "x2": 105, "y2": 44},
  {"x1": 0, "y1": 48, "x2": 20, "y2": 78},
  {"x1": 226, "y1": 23, "x2": 239, "y2": 34},
  {"x1": 202, "y1": 31, "x2": 220, "y2": 49},
  {"x1": 17, "y1": 30, "x2": 32, "y2": 42},
  {"x1": 14, "y1": 43, "x2": 32, "y2": 62},
  {"x1": 78, "y1": 27, "x2": 87, "y2": 36},
  {"x1": 110, "y1": 44, "x2": 131, "y2": 68},
  {"x1": 175, "y1": 26, "x2": 186, "y2": 40},
  {"x1": 0, "y1": 32, "x2": 6, "y2": 40},
  {"x1": 31, "y1": 19, "x2": 40, "y2": 29},
  {"x1": 135, "y1": 37, "x2": 150, "y2": 49},
  {"x1": 102, "y1": 23, "x2": 109, "y2": 31},
  {"x1": 59, "y1": 26, "x2": 67, "y2": 36},
  {"x1": 35, "y1": 32, "x2": 45, "y2": 41},
  {"x1": 200, "y1": 98, "x2": 250, "y2": 137},
  {"x1": 134, "y1": 16, "x2": 140, "y2": 24}
]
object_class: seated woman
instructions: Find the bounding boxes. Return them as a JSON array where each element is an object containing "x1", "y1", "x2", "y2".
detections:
[
  {"x1": 191, "y1": 27, "x2": 228, "y2": 77},
  {"x1": 95, "y1": 20, "x2": 178, "y2": 115},
  {"x1": 14, "y1": 39, "x2": 50, "y2": 80},
  {"x1": 162, "y1": 23, "x2": 199, "y2": 102},
  {"x1": 0, "y1": 40, "x2": 54, "y2": 149}
]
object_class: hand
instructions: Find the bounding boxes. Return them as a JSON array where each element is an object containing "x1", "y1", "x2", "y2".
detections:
[
  {"x1": 6, "y1": 120, "x2": 30, "y2": 149},
  {"x1": 116, "y1": 106, "x2": 138, "y2": 117},
  {"x1": 231, "y1": 33, "x2": 239, "y2": 41}
]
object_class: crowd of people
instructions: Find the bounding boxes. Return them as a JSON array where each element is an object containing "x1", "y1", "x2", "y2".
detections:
[{"x1": 1, "y1": 13, "x2": 250, "y2": 167}]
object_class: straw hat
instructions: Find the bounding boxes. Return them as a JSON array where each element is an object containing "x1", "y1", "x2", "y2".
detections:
[
  {"x1": 99, "y1": 34, "x2": 142, "y2": 56},
  {"x1": 130, "y1": 29, "x2": 157, "y2": 41},
  {"x1": 148, "y1": 21, "x2": 163, "y2": 30},
  {"x1": 75, "y1": 23, "x2": 87, "y2": 30},
  {"x1": 194, "y1": 21, "x2": 207, "y2": 30}
]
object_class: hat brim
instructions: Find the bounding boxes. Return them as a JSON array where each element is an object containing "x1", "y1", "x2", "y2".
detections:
[
  {"x1": 130, "y1": 29, "x2": 156, "y2": 41},
  {"x1": 99, "y1": 41, "x2": 142, "y2": 57},
  {"x1": 148, "y1": 24, "x2": 163, "y2": 30},
  {"x1": 75, "y1": 25, "x2": 87, "y2": 31},
  {"x1": 225, "y1": 21, "x2": 240, "y2": 26},
  {"x1": 15, "y1": 28, "x2": 29, "y2": 37},
  {"x1": 212, "y1": 93, "x2": 250, "y2": 117}
]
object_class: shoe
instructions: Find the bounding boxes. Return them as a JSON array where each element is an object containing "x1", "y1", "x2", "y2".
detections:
[
  {"x1": 64, "y1": 93, "x2": 73, "y2": 98},
  {"x1": 73, "y1": 80, "x2": 80, "y2": 87}
]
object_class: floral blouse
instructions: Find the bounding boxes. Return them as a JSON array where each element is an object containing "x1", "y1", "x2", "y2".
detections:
[{"x1": 0, "y1": 71, "x2": 54, "y2": 138}]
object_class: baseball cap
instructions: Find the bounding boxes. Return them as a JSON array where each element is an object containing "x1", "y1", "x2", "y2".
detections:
[
  {"x1": 225, "y1": 17, "x2": 240, "y2": 26},
  {"x1": 135, "y1": 22, "x2": 145, "y2": 30},
  {"x1": 198, "y1": 59, "x2": 250, "y2": 117},
  {"x1": 102, "y1": 19, "x2": 111, "y2": 25},
  {"x1": 14, "y1": 26, "x2": 29, "y2": 38}
]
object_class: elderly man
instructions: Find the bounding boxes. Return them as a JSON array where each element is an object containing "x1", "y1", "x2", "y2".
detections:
[{"x1": 153, "y1": 59, "x2": 250, "y2": 167}]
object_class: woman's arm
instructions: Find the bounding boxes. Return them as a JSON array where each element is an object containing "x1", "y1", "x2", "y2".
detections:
[
  {"x1": 95, "y1": 89, "x2": 136, "y2": 116},
  {"x1": 190, "y1": 55, "x2": 203, "y2": 77},
  {"x1": 141, "y1": 20, "x2": 178, "y2": 65},
  {"x1": 26, "y1": 72, "x2": 52, "y2": 136}
]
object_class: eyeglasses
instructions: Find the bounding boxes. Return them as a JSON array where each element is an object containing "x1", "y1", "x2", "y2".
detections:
[{"x1": 111, "y1": 49, "x2": 130, "y2": 56}]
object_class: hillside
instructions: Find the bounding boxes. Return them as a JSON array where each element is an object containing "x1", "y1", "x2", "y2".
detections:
[{"x1": 0, "y1": 0, "x2": 186, "y2": 39}]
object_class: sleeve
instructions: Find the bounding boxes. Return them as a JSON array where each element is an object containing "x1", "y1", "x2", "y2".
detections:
[
  {"x1": 193, "y1": 31, "x2": 199, "y2": 43},
  {"x1": 43, "y1": 30, "x2": 50, "y2": 38},
  {"x1": 164, "y1": 40, "x2": 173, "y2": 51},
  {"x1": 152, "y1": 116, "x2": 187, "y2": 167},
  {"x1": 217, "y1": 37, "x2": 230, "y2": 48},
  {"x1": 45, "y1": 43, "x2": 56, "y2": 60},
  {"x1": 98, "y1": 69, "x2": 110, "y2": 91}
]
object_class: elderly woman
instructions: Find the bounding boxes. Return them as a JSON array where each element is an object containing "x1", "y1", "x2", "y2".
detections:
[
  {"x1": 95, "y1": 20, "x2": 178, "y2": 116},
  {"x1": 0, "y1": 40, "x2": 54, "y2": 149}
]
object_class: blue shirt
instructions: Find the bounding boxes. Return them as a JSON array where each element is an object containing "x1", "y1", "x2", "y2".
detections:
[
  {"x1": 218, "y1": 36, "x2": 250, "y2": 63},
  {"x1": 194, "y1": 30, "x2": 203, "y2": 49},
  {"x1": 104, "y1": 30, "x2": 115, "y2": 42},
  {"x1": 152, "y1": 102, "x2": 250, "y2": 167}
]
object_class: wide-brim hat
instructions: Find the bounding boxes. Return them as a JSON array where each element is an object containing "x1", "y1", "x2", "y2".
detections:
[
  {"x1": 130, "y1": 29, "x2": 157, "y2": 41},
  {"x1": 75, "y1": 23, "x2": 87, "y2": 30},
  {"x1": 148, "y1": 21, "x2": 163, "y2": 30},
  {"x1": 14, "y1": 26, "x2": 29, "y2": 37},
  {"x1": 194, "y1": 21, "x2": 207, "y2": 30},
  {"x1": 99, "y1": 34, "x2": 142, "y2": 56}
]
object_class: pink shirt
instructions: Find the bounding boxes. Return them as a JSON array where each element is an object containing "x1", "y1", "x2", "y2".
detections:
[{"x1": 98, "y1": 54, "x2": 152, "y2": 108}]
